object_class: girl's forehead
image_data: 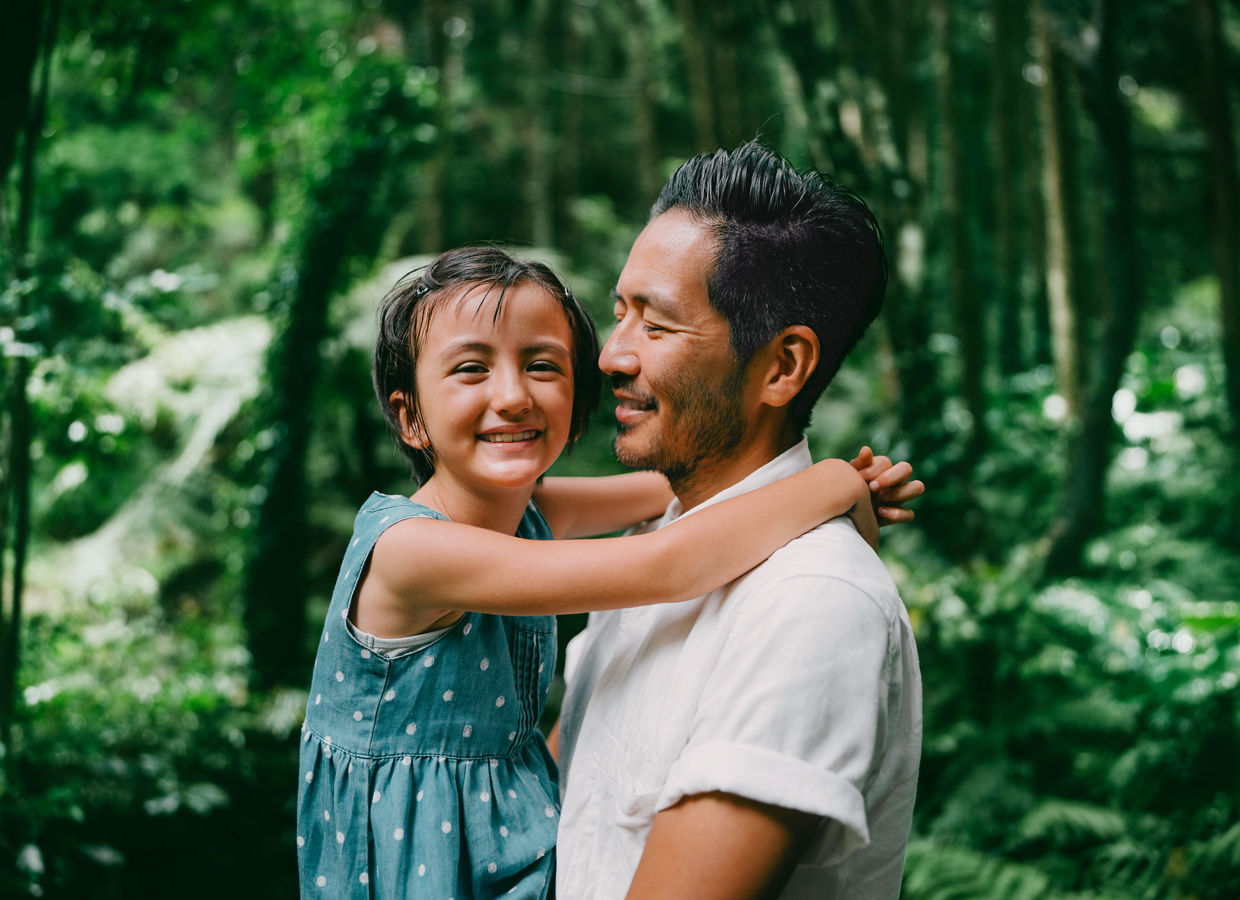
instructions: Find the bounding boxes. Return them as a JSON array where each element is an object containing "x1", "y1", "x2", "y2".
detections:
[{"x1": 417, "y1": 280, "x2": 574, "y2": 344}]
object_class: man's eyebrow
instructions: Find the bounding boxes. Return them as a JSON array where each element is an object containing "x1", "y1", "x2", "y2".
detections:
[{"x1": 610, "y1": 288, "x2": 677, "y2": 317}]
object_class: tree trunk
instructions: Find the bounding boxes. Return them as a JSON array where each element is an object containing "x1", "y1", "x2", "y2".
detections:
[
  {"x1": 1033, "y1": 0, "x2": 1085, "y2": 420},
  {"x1": 623, "y1": 0, "x2": 662, "y2": 206},
  {"x1": 0, "y1": 0, "x2": 57, "y2": 746},
  {"x1": 930, "y1": 0, "x2": 986, "y2": 455},
  {"x1": 417, "y1": 0, "x2": 459, "y2": 253},
  {"x1": 244, "y1": 84, "x2": 425, "y2": 687},
  {"x1": 1043, "y1": 0, "x2": 1142, "y2": 575},
  {"x1": 523, "y1": 0, "x2": 554, "y2": 247},
  {"x1": 0, "y1": 0, "x2": 44, "y2": 233},
  {"x1": 675, "y1": 0, "x2": 717, "y2": 151},
  {"x1": 990, "y1": 0, "x2": 1026, "y2": 375},
  {"x1": 709, "y1": 2, "x2": 744, "y2": 147},
  {"x1": 770, "y1": 2, "x2": 867, "y2": 189},
  {"x1": 1191, "y1": 0, "x2": 1240, "y2": 437},
  {"x1": 1023, "y1": 65, "x2": 1053, "y2": 368}
]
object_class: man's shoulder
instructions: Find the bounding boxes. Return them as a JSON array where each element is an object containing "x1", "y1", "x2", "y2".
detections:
[{"x1": 728, "y1": 517, "x2": 904, "y2": 623}]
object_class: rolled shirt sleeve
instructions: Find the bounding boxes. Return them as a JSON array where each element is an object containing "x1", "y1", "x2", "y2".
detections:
[{"x1": 657, "y1": 571, "x2": 896, "y2": 866}]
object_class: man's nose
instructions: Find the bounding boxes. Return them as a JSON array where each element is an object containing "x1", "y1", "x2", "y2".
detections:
[{"x1": 599, "y1": 325, "x2": 639, "y2": 377}]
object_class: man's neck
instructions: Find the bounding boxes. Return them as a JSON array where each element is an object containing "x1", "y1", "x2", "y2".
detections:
[{"x1": 671, "y1": 428, "x2": 803, "y2": 512}]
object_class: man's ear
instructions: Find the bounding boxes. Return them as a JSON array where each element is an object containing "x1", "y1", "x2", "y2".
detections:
[
  {"x1": 389, "y1": 390, "x2": 427, "y2": 449},
  {"x1": 755, "y1": 325, "x2": 820, "y2": 410}
]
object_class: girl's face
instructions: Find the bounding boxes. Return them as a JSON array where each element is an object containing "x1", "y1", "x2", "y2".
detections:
[{"x1": 405, "y1": 281, "x2": 576, "y2": 496}]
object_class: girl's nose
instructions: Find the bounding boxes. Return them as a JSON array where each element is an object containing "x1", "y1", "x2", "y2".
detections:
[{"x1": 492, "y1": 368, "x2": 533, "y2": 414}]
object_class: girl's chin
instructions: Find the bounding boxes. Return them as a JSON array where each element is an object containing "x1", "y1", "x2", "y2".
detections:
[{"x1": 472, "y1": 462, "x2": 556, "y2": 490}]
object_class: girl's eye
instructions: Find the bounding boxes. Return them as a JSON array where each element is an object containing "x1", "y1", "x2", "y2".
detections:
[
  {"x1": 529, "y1": 360, "x2": 563, "y2": 373},
  {"x1": 454, "y1": 363, "x2": 487, "y2": 375}
]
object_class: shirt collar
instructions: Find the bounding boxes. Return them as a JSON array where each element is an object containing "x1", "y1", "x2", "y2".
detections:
[{"x1": 661, "y1": 437, "x2": 813, "y2": 525}]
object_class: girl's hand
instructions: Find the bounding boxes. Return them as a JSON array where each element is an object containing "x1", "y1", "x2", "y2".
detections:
[
  {"x1": 809, "y1": 459, "x2": 879, "y2": 551},
  {"x1": 850, "y1": 446, "x2": 924, "y2": 526},
  {"x1": 846, "y1": 480, "x2": 880, "y2": 551}
]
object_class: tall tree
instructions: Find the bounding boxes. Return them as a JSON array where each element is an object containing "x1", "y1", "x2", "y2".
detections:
[
  {"x1": 0, "y1": 0, "x2": 59, "y2": 746},
  {"x1": 931, "y1": 0, "x2": 986, "y2": 455},
  {"x1": 1043, "y1": 0, "x2": 1144, "y2": 574},
  {"x1": 1033, "y1": 0, "x2": 1086, "y2": 421},
  {"x1": 1190, "y1": 0, "x2": 1240, "y2": 437},
  {"x1": 674, "y1": 0, "x2": 718, "y2": 150},
  {"x1": 624, "y1": 0, "x2": 662, "y2": 206},
  {"x1": 990, "y1": 0, "x2": 1028, "y2": 375},
  {"x1": 243, "y1": 61, "x2": 432, "y2": 687},
  {"x1": 417, "y1": 0, "x2": 464, "y2": 253},
  {"x1": 0, "y1": 1, "x2": 45, "y2": 237}
]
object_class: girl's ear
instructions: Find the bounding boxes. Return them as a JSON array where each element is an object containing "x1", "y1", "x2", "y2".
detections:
[
  {"x1": 755, "y1": 325, "x2": 820, "y2": 410},
  {"x1": 389, "y1": 390, "x2": 427, "y2": 449}
]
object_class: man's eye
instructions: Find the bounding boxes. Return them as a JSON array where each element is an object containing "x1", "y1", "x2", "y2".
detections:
[{"x1": 642, "y1": 321, "x2": 666, "y2": 334}]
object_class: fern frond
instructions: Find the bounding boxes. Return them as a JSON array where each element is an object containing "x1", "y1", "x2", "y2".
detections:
[
  {"x1": 902, "y1": 840, "x2": 1052, "y2": 900},
  {"x1": 1016, "y1": 799, "x2": 1127, "y2": 848}
]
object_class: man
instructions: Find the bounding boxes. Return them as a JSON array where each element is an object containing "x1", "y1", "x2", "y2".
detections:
[{"x1": 554, "y1": 142, "x2": 922, "y2": 899}]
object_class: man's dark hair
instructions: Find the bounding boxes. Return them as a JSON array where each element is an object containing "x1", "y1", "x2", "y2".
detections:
[
  {"x1": 651, "y1": 140, "x2": 887, "y2": 430},
  {"x1": 373, "y1": 246, "x2": 600, "y2": 484}
]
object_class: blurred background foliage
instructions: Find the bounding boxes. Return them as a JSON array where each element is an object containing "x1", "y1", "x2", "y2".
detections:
[{"x1": 1, "y1": 0, "x2": 1238, "y2": 896}]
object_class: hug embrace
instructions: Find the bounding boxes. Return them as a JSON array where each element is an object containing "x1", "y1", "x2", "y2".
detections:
[{"x1": 298, "y1": 141, "x2": 924, "y2": 900}]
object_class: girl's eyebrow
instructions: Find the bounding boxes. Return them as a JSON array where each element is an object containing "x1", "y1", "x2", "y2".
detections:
[
  {"x1": 438, "y1": 340, "x2": 570, "y2": 358},
  {"x1": 438, "y1": 340, "x2": 494, "y2": 358},
  {"x1": 524, "y1": 342, "x2": 571, "y2": 356}
]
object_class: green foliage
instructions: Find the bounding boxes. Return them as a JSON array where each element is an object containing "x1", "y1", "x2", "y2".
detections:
[{"x1": 0, "y1": 595, "x2": 301, "y2": 898}]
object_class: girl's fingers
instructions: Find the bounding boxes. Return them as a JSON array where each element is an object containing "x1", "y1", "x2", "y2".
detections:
[
  {"x1": 878, "y1": 479, "x2": 924, "y2": 503},
  {"x1": 868, "y1": 460, "x2": 911, "y2": 490},
  {"x1": 878, "y1": 507, "x2": 915, "y2": 525}
]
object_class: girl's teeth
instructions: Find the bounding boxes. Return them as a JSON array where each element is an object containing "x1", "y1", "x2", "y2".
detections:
[{"x1": 481, "y1": 431, "x2": 536, "y2": 443}]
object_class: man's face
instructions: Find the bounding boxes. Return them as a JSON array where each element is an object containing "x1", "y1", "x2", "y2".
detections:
[{"x1": 599, "y1": 209, "x2": 751, "y2": 484}]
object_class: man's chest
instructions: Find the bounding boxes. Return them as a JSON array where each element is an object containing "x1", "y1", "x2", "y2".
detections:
[{"x1": 568, "y1": 595, "x2": 730, "y2": 788}]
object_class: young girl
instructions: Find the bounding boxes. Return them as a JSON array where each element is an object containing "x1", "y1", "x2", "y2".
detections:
[{"x1": 297, "y1": 247, "x2": 914, "y2": 899}]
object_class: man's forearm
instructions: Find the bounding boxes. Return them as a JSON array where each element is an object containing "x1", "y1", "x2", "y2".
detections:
[{"x1": 625, "y1": 792, "x2": 817, "y2": 900}]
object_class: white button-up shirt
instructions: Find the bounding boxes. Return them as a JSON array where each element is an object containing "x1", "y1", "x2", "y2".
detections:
[{"x1": 556, "y1": 439, "x2": 922, "y2": 899}]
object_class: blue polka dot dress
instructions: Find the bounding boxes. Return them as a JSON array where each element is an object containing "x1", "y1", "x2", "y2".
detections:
[{"x1": 297, "y1": 493, "x2": 559, "y2": 899}]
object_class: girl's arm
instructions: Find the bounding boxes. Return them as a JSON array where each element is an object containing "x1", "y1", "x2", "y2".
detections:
[
  {"x1": 534, "y1": 472, "x2": 674, "y2": 539},
  {"x1": 536, "y1": 448, "x2": 923, "y2": 540},
  {"x1": 368, "y1": 458, "x2": 874, "y2": 620}
]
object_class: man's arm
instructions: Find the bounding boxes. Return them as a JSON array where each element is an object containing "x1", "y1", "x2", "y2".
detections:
[{"x1": 625, "y1": 793, "x2": 818, "y2": 900}]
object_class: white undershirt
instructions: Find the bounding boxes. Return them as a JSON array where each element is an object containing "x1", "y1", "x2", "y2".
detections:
[{"x1": 344, "y1": 619, "x2": 453, "y2": 658}]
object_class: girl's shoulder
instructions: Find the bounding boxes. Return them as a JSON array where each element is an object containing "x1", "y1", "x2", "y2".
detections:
[
  {"x1": 337, "y1": 494, "x2": 450, "y2": 570},
  {"x1": 360, "y1": 491, "x2": 450, "y2": 521},
  {"x1": 356, "y1": 493, "x2": 551, "y2": 540}
]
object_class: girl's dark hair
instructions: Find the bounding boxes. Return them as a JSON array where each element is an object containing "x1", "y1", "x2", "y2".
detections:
[
  {"x1": 373, "y1": 246, "x2": 600, "y2": 483},
  {"x1": 651, "y1": 140, "x2": 887, "y2": 430}
]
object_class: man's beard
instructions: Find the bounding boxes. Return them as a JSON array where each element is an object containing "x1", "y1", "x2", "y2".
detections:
[{"x1": 611, "y1": 366, "x2": 747, "y2": 486}]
